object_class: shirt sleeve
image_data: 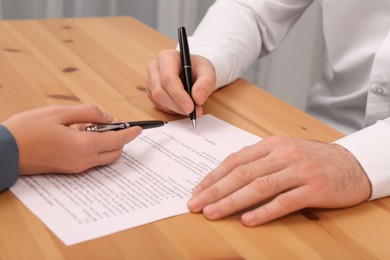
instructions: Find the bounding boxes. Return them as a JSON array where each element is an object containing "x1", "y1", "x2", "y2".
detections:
[
  {"x1": 333, "y1": 118, "x2": 390, "y2": 200},
  {"x1": 0, "y1": 125, "x2": 19, "y2": 192},
  {"x1": 186, "y1": 0, "x2": 313, "y2": 87}
]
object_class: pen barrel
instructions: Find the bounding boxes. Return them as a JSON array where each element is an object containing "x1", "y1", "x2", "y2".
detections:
[
  {"x1": 85, "y1": 121, "x2": 166, "y2": 132},
  {"x1": 182, "y1": 67, "x2": 193, "y2": 96},
  {"x1": 133, "y1": 120, "x2": 166, "y2": 129},
  {"x1": 178, "y1": 27, "x2": 192, "y2": 67},
  {"x1": 178, "y1": 26, "x2": 196, "y2": 123}
]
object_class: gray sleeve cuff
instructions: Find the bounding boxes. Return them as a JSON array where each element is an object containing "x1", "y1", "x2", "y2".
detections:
[{"x1": 0, "y1": 125, "x2": 19, "y2": 192}]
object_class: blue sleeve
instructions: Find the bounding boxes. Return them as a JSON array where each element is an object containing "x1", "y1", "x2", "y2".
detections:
[{"x1": 0, "y1": 125, "x2": 19, "y2": 192}]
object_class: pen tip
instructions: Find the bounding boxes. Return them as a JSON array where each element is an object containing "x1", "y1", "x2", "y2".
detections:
[{"x1": 192, "y1": 120, "x2": 196, "y2": 129}]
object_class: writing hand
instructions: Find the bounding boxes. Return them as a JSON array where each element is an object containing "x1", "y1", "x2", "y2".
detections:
[
  {"x1": 145, "y1": 49, "x2": 216, "y2": 116},
  {"x1": 188, "y1": 136, "x2": 371, "y2": 226},
  {"x1": 2, "y1": 104, "x2": 142, "y2": 175}
]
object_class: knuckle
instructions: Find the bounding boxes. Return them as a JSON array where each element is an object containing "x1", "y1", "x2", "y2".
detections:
[
  {"x1": 199, "y1": 75, "x2": 215, "y2": 88},
  {"x1": 297, "y1": 161, "x2": 316, "y2": 175},
  {"x1": 223, "y1": 151, "x2": 242, "y2": 170},
  {"x1": 87, "y1": 103, "x2": 99, "y2": 111},
  {"x1": 275, "y1": 193, "x2": 297, "y2": 209},
  {"x1": 86, "y1": 104, "x2": 99, "y2": 113},
  {"x1": 250, "y1": 177, "x2": 270, "y2": 195},
  {"x1": 207, "y1": 186, "x2": 221, "y2": 200},
  {"x1": 203, "y1": 173, "x2": 217, "y2": 185},
  {"x1": 159, "y1": 49, "x2": 177, "y2": 59},
  {"x1": 149, "y1": 87, "x2": 165, "y2": 103},
  {"x1": 234, "y1": 166, "x2": 253, "y2": 184},
  {"x1": 265, "y1": 135, "x2": 285, "y2": 145},
  {"x1": 222, "y1": 196, "x2": 236, "y2": 210},
  {"x1": 258, "y1": 205, "x2": 272, "y2": 219},
  {"x1": 264, "y1": 136, "x2": 293, "y2": 149}
]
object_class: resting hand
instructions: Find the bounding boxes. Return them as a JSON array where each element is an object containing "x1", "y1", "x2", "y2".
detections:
[
  {"x1": 2, "y1": 104, "x2": 142, "y2": 175},
  {"x1": 187, "y1": 136, "x2": 371, "y2": 226},
  {"x1": 145, "y1": 49, "x2": 216, "y2": 116}
]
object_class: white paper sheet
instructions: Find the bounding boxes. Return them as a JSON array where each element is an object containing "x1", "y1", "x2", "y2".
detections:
[{"x1": 10, "y1": 114, "x2": 261, "y2": 245}]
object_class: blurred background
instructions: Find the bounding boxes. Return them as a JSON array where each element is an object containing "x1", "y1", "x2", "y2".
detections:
[{"x1": 0, "y1": 0, "x2": 324, "y2": 111}]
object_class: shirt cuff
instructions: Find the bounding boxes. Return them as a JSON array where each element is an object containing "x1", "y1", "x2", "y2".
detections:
[
  {"x1": 333, "y1": 120, "x2": 390, "y2": 200},
  {"x1": 0, "y1": 125, "x2": 19, "y2": 192}
]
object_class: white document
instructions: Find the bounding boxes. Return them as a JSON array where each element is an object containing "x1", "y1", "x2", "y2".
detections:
[{"x1": 10, "y1": 114, "x2": 261, "y2": 245}]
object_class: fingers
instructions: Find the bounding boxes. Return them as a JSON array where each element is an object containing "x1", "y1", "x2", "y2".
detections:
[
  {"x1": 85, "y1": 126, "x2": 143, "y2": 153},
  {"x1": 65, "y1": 126, "x2": 142, "y2": 174},
  {"x1": 146, "y1": 49, "x2": 217, "y2": 116},
  {"x1": 241, "y1": 187, "x2": 309, "y2": 226},
  {"x1": 186, "y1": 137, "x2": 315, "y2": 225},
  {"x1": 190, "y1": 167, "x2": 309, "y2": 226},
  {"x1": 56, "y1": 104, "x2": 114, "y2": 125},
  {"x1": 188, "y1": 161, "x2": 298, "y2": 214},
  {"x1": 146, "y1": 59, "x2": 183, "y2": 114},
  {"x1": 188, "y1": 136, "x2": 372, "y2": 227},
  {"x1": 158, "y1": 51, "x2": 196, "y2": 114},
  {"x1": 192, "y1": 141, "x2": 270, "y2": 195},
  {"x1": 146, "y1": 50, "x2": 191, "y2": 115}
]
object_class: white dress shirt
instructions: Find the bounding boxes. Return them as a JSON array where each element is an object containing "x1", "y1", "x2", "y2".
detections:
[{"x1": 187, "y1": 0, "x2": 390, "y2": 200}]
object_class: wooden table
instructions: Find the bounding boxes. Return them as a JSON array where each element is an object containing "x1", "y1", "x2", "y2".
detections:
[{"x1": 0, "y1": 16, "x2": 389, "y2": 259}]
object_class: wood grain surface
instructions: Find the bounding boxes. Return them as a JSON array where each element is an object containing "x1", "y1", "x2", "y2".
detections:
[{"x1": 0, "y1": 16, "x2": 389, "y2": 259}]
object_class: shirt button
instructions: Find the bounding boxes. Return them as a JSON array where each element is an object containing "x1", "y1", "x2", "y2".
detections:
[{"x1": 372, "y1": 86, "x2": 386, "y2": 96}]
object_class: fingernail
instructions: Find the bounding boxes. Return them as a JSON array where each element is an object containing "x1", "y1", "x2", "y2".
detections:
[
  {"x1": 203, "y1": 204, "x2": 219, "y2": 219},
  {"x1": 242, "y1": 212, "x2": 256, "y2": 226},
  {"x1": 187, "y1": 197, "x2": 201, "y2": 212}
]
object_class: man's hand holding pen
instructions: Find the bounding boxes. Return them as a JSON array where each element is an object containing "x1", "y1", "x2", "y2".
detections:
[{"x1": 145, "y1": 29, "x2": 216, "y2": 125}]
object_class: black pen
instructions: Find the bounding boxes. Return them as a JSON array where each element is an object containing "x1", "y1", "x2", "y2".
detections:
[
  {"x1": 178, "y1": 26, "x2": 196, "y2": 129},
  {"x1": 85, "y1": 120, "x2": 167, "y2": 132}
]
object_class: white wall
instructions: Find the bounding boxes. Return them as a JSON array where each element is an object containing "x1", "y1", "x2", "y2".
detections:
[{"x1": 0, "y1": 0, "x2": 323, "y2": 111}]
